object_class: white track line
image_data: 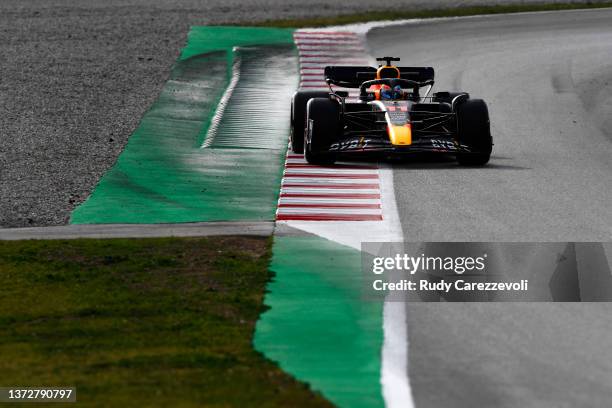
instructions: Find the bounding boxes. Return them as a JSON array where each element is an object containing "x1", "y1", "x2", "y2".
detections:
[{"x1": 378, "y1": 165, "x2": 413, "y2": 408}]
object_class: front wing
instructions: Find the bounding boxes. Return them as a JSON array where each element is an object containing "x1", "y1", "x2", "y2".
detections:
[{"x1": 329, "y1": 134, "x2": 471, "y2": 155}]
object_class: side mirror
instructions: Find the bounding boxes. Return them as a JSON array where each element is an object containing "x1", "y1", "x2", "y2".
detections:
[
  {"x1": 359, "y1": 92, "x2": 375, "y2": 102},
  {"x1": 433, "y1": 91, "x2": 450, "y2": 99}
]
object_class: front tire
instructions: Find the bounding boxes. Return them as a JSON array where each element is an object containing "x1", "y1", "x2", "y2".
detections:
[
  {"x1": 456, "y1": 99, "x2": 492, "y2": 166},
  {"x1": 305, "y1": 98, "x2": 340, "y2": 165},
  {"x1": 291, "y1": 91, "x2": 329, "y2": 154}
]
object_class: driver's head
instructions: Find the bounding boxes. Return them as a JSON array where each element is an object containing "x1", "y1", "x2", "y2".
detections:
[
  {"x1": 392, "y1": 85, "x2": 403, "y2": 98},
  {"x1": 380, "y1": 84, "x2": 403, "y2": 100},
  {"x1": 380, "y1": 84, "x2": 393, "y2": 100}
]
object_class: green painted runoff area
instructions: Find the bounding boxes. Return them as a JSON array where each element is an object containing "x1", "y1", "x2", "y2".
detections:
[
  {"x1": 71, "y1": 27, "x2": 295, "y2": 224},
  {"x1": 255, "y1": 235, "x2": 385, "y2": 407}
]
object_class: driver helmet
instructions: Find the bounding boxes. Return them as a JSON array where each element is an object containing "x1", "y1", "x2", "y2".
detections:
[
  {"x1": 392, "y1": 84, "x2": 403, "y2": 98},
  {"x1": 380, "y1": 84, "x2": 394, "y2": 100},
  {"x1": 380, "y1": 84, "x2": 403, "y2": 100}
]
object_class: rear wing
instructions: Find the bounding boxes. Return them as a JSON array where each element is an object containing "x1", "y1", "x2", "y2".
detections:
[{"x1": 324, "y1": 66, "x2": 435, "y2": 88}]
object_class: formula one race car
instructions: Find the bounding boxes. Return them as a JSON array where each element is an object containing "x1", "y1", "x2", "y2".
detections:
[{"x1": 291, "y1": 57, "x2": 493, "y2": 165}]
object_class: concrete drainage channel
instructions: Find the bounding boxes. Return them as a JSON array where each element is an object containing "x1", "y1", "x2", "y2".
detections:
[{"x1": 67, "y1": 26, "x2": 393, "y2": 407}]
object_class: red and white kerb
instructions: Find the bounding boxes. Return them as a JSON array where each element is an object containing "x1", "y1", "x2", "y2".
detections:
[
  {"x1": 277, "y1": 154, "x2": 383, "y2": 221},
  {"x1": 276, "y1": 30, "x2": 383, "y2": 222},
  {"x1": 293, "y1": 29, "x2": 369, "y2": 102}
]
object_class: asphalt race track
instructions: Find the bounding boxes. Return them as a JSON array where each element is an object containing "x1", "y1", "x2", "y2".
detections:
[{"x1": 368, "y1": 9, "x2": 612, "y2": 407}]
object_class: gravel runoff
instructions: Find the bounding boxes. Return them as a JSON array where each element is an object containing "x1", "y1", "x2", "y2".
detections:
[{"x1": 0, "y1": 0, "x2": 598, "y2": 227}]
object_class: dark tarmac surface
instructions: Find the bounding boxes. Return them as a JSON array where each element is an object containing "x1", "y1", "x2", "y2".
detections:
[{"x1": 368, "y1": 9, "x2": 612, "y2": 407}]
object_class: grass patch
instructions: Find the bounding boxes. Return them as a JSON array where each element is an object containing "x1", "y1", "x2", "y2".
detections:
[
  {"x1": 246, "y1": 2, "x2": 612, "y2": 28},
  {"x1": 0, "y1": 237, "x2": 332, "y2": 407}
]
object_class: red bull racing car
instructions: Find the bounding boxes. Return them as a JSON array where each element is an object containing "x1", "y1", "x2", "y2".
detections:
[{"x1": 290, "y1": 57, "x2": 493, "y2": 165}]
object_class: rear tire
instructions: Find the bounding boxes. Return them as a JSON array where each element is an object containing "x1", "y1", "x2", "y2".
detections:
[
  {"x1": 291, "y1": 91, "x2": 329, "y2": 154},
  {"x1": 456, "y1": 99, "x2": 492, "y2": 166},
  {"x1": 305, "y1": 98, "x2": 340, "y2": 165}
]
